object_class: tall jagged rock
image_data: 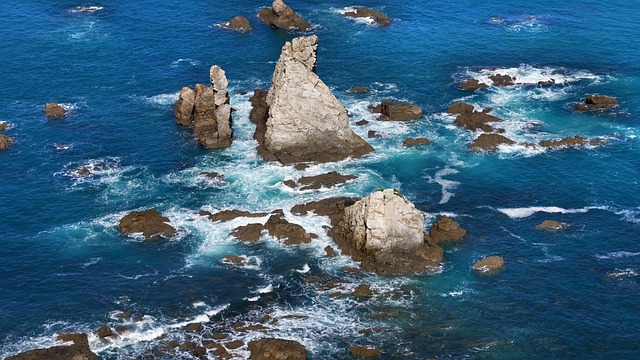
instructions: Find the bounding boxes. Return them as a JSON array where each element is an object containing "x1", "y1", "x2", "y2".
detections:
[
  {"x1": 259, "y1": 35, "x2": 373, "y2": 164},
  {"x1": 258, "y1": 0, "x2": 310, "y2": 31},
  {"x1": 331, "y1": 189, "x2": 443, "y2": 275},
  {"x1": 174, "y1": 65, "x2": 233, "y2": 149}
]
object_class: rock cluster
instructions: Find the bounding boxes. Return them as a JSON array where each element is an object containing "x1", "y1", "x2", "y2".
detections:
[
  {"x1": 44, "y1": 103, "x2": 67, "y2": 118},
  {"x1": 258, "y1": 0, "x2": 310, "y2": 31},
  {"x1": 6, "y1": 333, "x2": 97, "y2": 360},
  {"x1": 248, "y1": 338, "x2": 307, "y2": 360},
  {"x1": 349, "y1": 345, "x2": 382, "y2": 358},
  {"x1": 283, "y1": 171, "x2": 357, "y2": 190},
  {"x1": 174, "y1": 65, "x2": 233, "y2": 149},
  {"x1": 575, "y1": 95, "x2": 618, "y2": 111},
  {"x1": 343, "y1": 7, "x2": 392, "y2": 26},
  {"x1": 369, "y1": 101, "x2": 422, "y2": 121},
  {"x1": 119, "y1": 208, "x2": 176, "y2": 241},
  {"x1": 223, "y1": 210, "x2": 314, "y2": 245},
  {"x1": 257, "y1": 35, "x2": 373, "y2": 164},
  {"x1": 220, "y1": 16, "x2": 253, "y2": 32}
]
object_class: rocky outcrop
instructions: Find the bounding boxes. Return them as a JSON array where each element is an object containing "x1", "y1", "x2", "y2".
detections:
[
  {"x1": 452, "y1": 104, "x2": 502, "y2": 132},
  {"x1": 343, "y1": 7, "x2": 392, "y2": 26},
  {"x1": 536, "y1": 220, "x2": 566, "y2": 230},
  {"x1": 230, "y1": 223, "x2": 265, "y2": 243},
  {"x1": 447, "y1": 102, "x2": 475, "y2": 115},
  {"x1": 489, "y1": 74, "x2": 515, "y2": 86},
  {"x1": 119, "y1": 208, "x2": 176, "y2": 241},
  {"x1": 370, "y1": 101, "x2": 422, "y2": 121},
  {"x1": 349, "y1": 345, "x2": 382, "y2": 358},
  {"x1": 44, "y1": 103, "x2": 67, "y2": 118},
  {"x1": 469, "y1": 133, "x2": 516, "y2": 151},
  {"x1": 403, "y1": 137, "x2": 431, "y2": 147},
  {"x1": 201, "y1": 209, "x2": 269, "y2": 222},
  {"x1": 355, "y1": 119, "x2": 369, "y2": 126},
  {"x1": 258, "y1": 0, "x2": 310, "y2": 31},
  {"x1": 539, "y1": 135, "x2": 591, "y2": 148},
  {"x1": 460, "y1": 79, "x2": 488, "y2": 91},
  {"x1": 331, "y1": 189, "x2": 443, "y2": 275},
  {"x1": 248, "y1": 338, "x2": 307, "y2": 360},
  {"x1": 0, "y1": 134, "x2": 14, "y2": 150},
  {"x1": 250, "y1": 89, "x2": 270, "y2": 145},
  {"x1": 283, "y1": 171, "x2": 357, "y2": 190},
  {"x1": 259, "y1": 35, "x2": 373, "y2": 164},
  {"x1": 220, "y1": 16, "x2": 253, "y2": 32},
  {"x1": 264, "y1": 212, "x2": 314, "y2": 245},
  {"x1": 472, "y1": 256, "x2": 505, "y2": 274},
  {"x1": 348, "y1": 87, "x2": 369, "y2": 93},
  {"x1": 575, "y1": 95, "x2": 618, "y2": 111},
  {"x1": 291, "y1": 197, "x2": 358, "y2": 225},
  {"x1": 429, "y1": 215, "x2": 466, "y2": 243},
  {"x1": 174, "y1": 65, "x2": 233, "y2": 149},
  {"x1": 6, "y1": 333, "x2": 98, "y2": 360}
]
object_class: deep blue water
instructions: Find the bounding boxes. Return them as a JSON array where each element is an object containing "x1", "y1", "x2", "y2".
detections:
[{"x1": 1, "y1": 1, "x2": 639, "y2": 359}]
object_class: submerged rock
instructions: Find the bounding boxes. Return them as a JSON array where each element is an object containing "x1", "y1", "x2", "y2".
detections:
[
  {"x1": 0, "y1": 134, "x2": 15, "y2": 150},
  {"x1": 348, "y1": 87, "x2": 370, "y2": 93},
  {"x1": 44, "y1": 103, "x2": 67, "y2": 118},
  {"x1": 349, "y1": 345, "x2": 382, "y2": 358},
  {"x1": 174, "y1": 65, "x2": 233, "y2": 149},
  {"x1": 258, "y1": 0, "x2": 310, "y2": 31},
  {"x1": 460, "y1": 79, "x2": 489, "y2": 91},
  {"x1": 371, "y1": 101, "x2": 422, "y2": 121},
  {"x1": 332, "y1": 189, "x2": 444, "y2": 275},
  {"x1": 343, "y1": 7, "x2": 392, "y2": 26},
  {"x1": 472, "y1": 256, "x2": 505, "y2": 274},
  {"x1": 6, "y1": 333, "x2": 98, "y2": 360},
  {"x1": 403, "y1": 137, "x2": 431, "y2": 147},
  {"x1": 260, "y1": 35, "x2": 373, "y2": 164},
  {"x1": 575, "y1": 95, "x2": 618, "y2": 111},
  {"x1": 355, "y1": 119, "x2": 369, "y2": 126},
  {"x1": 429, "y1": 216, "x2": 466, "y2": 243},
  {"x1": 536, "y1": 220, "x2": 566, "y2": 230},
  {"x1": 469, "y1": 133, "x2": 516, "y2": 152},
  {"x1": 248, "y1": 338, "x2": 307, "y2": 360},
  {"x1": 119, "y1": 208, "x2": 176, "y2": 241},
  {"x1": 352, "y1": 284, "x2": 374, "y2": 297},
  {"x1": 284, "y1": 171, "x2": 357, "y2": 190},
  {"x1": 220, "y1": 16, "x2": 253, "y2": 32}
]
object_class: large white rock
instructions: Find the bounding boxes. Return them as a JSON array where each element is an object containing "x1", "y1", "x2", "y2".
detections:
[
  {"x1": 344, "y1": 189, "x2": 425, "y2": 253},
  {"x1": 262, "y1": 35, "x2": 373, "y2": 164}
]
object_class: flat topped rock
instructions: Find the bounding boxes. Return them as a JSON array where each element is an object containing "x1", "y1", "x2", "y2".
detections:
[
  {"x1": 429, "y1": 215, "x2": 466, "y2": 243},
  {"x1": 264, "y1": 213, "x2": 314, "y2": 245},
  {"x1": 204, "y1": 209, "x2": 269, "y2": 222},
  {"x1": 489, "y1": 74, "x2": 515, "y2": 86},
  {"x1": 447, "y1": 102, "x2": 474, "y2": 114},
  {"x1": 284, "y1": 171, "x2": 357, "y2": 190},
  {"x1": 119, "y1": 208, "x2": 176, "y2": 241},
  {"x1": 44, "y1": 103, "x2": 67, "y2": 118},
  {"x1": 343, "y1": 7, "x2": 392, "y2": 26},
  {"x1": 575, "y1": 95, "x2": 618, "y2": 111},
  {"x1": 291, "y1": 197, "x2": 358, "y2": 225},
  {"x1": 536, "y1": 220, "x2": 566, "y2": 230},
  {"x1": 472, "y1": 256, "x2": 505, "y2": 274},
  {"x1": 248, "y1": 338, "x2": 307, "y2": 360},
  {"x1": 403, "y1": 137, "x2": 431, "y2": 147},
  {"x1": 220, "y1": 16, "x2": 253, "y2": 32},
  {"x1": 469, "y1": 133, "x2": 516, "y2": 152},
  {"x1": 230, "y1": 223, "x2": 265, "y2": 243},
  {"x1": 371, "y1": 101, "x2": 422, "y2": 121},
  {"x1": 258, "y1": 0, "x2": 310, "y2": 31},
  {"x1": 6, "y1": 333, "x2": 97, "y2": 360}
]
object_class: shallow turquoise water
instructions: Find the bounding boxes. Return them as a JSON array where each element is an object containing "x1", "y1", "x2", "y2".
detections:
[{"x1": 1, "y1": 1, "x2": 639, "y2": 359}]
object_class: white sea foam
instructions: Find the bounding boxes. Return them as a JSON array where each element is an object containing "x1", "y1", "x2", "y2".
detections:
[
  {"x1": 256, "y1": 284, "x2": 274, "y2": 294},
  {"x1": 462, "y1": 65, "x2": 601, "y2": 87},
  {"x1": 497, "y1": 205, "x2": 607, "y2": 219},
  {"x1": 426, "y1": 167, "x2": 460, "y2": 204},
  {"x1": 296, "y1": 264, "x2": 311, "y2": 273},
  {"x1": 595, "y1": 251, "x2": 640, "y2": 260},
  {"x1": 606, "y1": 269, "x2": 639, "y2": 278},
  {"x1": 170, "y1": 58, "x2": 200, "y2": 67},
  {"x1": 70, "y1": 6, "x2": 104, "y2": 14},
  {"x1": 334, "y1": 7, "x2": 376, "y2": 26},
  {"x1": 144, "y1": 92, "x2": 180, "y2": 105},
  {"x1": 82, "y1": 257, "x2": 102, "y2": 268}
]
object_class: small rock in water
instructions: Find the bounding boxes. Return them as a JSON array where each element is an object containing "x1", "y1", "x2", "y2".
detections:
[
  {"x1": 119, "y1": 208, "x2": 176, "y2": 241},
  {"x1": 258, "y1": 0, "x2": 310, "y2": 31},
  {"x1": 460, "y1": 78, "x2": 489, "y2": 91},
  {"x1": 223, "y1": 255, "x2": 249, "y2": 266},
  {"x1": 230, "y1": 223, "x2": 265, "y2": 243},
  {"x1": 367, "y1": 130, "x2": 379, "y2": 138},
  {"x1": 403, "y1": 137, "x2": 431, "y2": 147},
  {"x1": 539, "y1": 135, "x2": 586, "y2": 148},
  {"x1": 489, "y1": 74, "x2": 515, "y2": 86},
  {"x1": 220, "y1": 16, "x2": 253, "y2": 32},
  {"x1": 248, "y1": 338, "x2": 307, "y2": 360},
  {"x1": 352, "y1": 284, "x2": 374, "y2": 297},
  {"x1": 575, "y1": 95, "x2": 618, "y2": 111},
  {"x1": 469, "y1": 133, "x2": 516, "y2": 152},
  {"x1": 44, "y1": 103, "x2": 67, "y2": 118},
  {"x1": 93, "y1": 326, "x2": 114, "y2": 338},
  {"x1": 355, "y1": 119, "x2": 369, "y2": 126},
  {"x1": 429, "y1": 216, "x2": 467, "y2": 243},
  {"x1": 349, "y1": 345, "x2": 382, "y2": 358},
  {"x1": 348, "y1": 87, "x2": 370, "y2": 93},
  {"x1": 343, "y1": 7, "x2": 392, "y2": 26},
  {"x1": 372, "y1": 101, "x2": 422, "y2": 121},
  {"x1": 472, "y1": 256, "x2": 505, "y2": 274},
  {"x1": 6, "y1": 333, "x2": 97, "y2": 360},
  {"x1": 324, "y1": 245, "x2": 337, "y2": 257},
  {"x1": 0, "y1": 134, "x2": 15, "y2": 151},
  {"x1": 536, "y1": 220, "x2": 566, "y2": 230}
]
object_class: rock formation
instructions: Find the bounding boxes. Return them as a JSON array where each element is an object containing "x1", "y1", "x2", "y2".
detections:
[
  {"x1": 264, "y1": 212, "x2": 314, "y2": 245},
  {"x1": 220, "y1": 16, "x2": 253, "y2": 32},
  {"x1": 460, "y1": 79, "x2": 488, "y2": 91},
  {"x1": 429, "y1": 216, "x2": 466, "y2": 243},
  {"x1": 259, "y1": 35, "x2": 373, "y2": 164},
  {"x1": 348, "y1": 87, "x2": 369, "y2": 93},
  {"x1": 489, "y1": 74, "x2": 515, "y2": 86},
  {"x1": 231, "y1": 223, "x2": 265, "y2": 243},
  {"x1": 349, "y1": 345, "x2": 382, "y2": 358},
  {"x1": 201, "y1": 209, "x2": 269, "y2": 222},
  {"x1": 174, "y1": 65, "x2": 233, "y2": 149},
  {"x1": 343, "y1": 7, "x2": 392, "y2": 26},
  {"x1": 0, "y1": 122, "x2": 10, "y2": 131},
  {"x1": 539, "y1": 135, "x2": 603, "y2": 148},
  {"x1": 248, "y1": 338, "x2": 307, "y2": 360},
  {"x1": 575, "y1": 95, "x2": 618, "y2": 111},
  {"x1": 258, "y1": 0, "x2": 310, "y2": 31},
  {"x1": 469, "y1": 133, "x2": 516, "y2": 151},
  {"x1": 331, "y1": 189, "x2": 443, "y2": 275},
  {"x1": 449, "y1": 103, "x2": 502, "y2": 132},
  {"x1": 472, "y1": 256, "x2": 505, "y2": 273},
  {"x1": 119, "y1": 208, "x2": 176, "y2": 241},
  {"x1": 6, "y1": 333, "x2": 98, "y2": 360},
  {"x1": 283, "y1": 171, "x2": 357, "y2": 190},
  {"x1": 369, "y1": 101, "x2": 422, "y2": 121},
  {"x1": 536, "y1": 220, "x2": 566, "y2": 230},
  {"x1": 447, "y1": 102, "x2": 475, "y2": 115},
  {"x1": 44, "y1": 103, "x2": 67, "y2": 118},
  {"x1": 403, "y1": 137, "x2": 431, "y2": 147},
  {"x1": 0, "y1": 134, "x2": 14, "y2": 150}
]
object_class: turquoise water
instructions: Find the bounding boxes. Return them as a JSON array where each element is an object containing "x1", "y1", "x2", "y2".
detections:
[{"x1": 1, "y1": 1, "x2": 639, "y2": 359}]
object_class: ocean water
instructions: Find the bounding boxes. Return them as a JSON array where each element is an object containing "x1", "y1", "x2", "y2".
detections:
[{"x1": 1, "y1": 0, "x2": 639, "y2": 359}]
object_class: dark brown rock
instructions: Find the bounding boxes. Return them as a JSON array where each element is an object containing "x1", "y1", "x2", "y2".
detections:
[
  {"x1": 324, "y1": 245, "x2": 337, "y2": 257},
  {"x1": 0, "y1": 123, "x2": 10, "y2": 131},
  {"x1": 403, "y1": 137, "x2": 431, "y2": 147},
  {"x1": 208, "y1": 209, "x2": 269, "y2": 222},
  {"x1": 536, "y1": 220, "x2": 566, "y2": 230},
  {"x1": 258, "y1": 0, "x2": 310, "y2": 31},
  {"x1": 220, "y1": 16, "x2": 253, "y2": 32},
  {"x1": 93, "y1": 326, "x2": 113, "y2": 338},
  {"x1": 355, "y1": 119, "x2": 369, "y2": 126},
  {"x1": 352, "y1": 284, "x2": 374, "y2": 297},
  {"x1": 489, "y1": 74, "x2": 515, "y2": 86},
  {"x1": 291, "y1": 197, "x2": 358, "y2": 226},
  {"x1": 186, "y1": 322, "x2": 203, "y2": 333},
  {"x1": 455, "y1": 110, "x2": 502, "y2": 132},
  {"x1": 538, "y1": 78, "x2": 556, "y2": 86},
  {"x1": 284, "y1": 171, "x2": 358, "y2": 191},
  {"x1": 349, "y1": 345, "x2": 382, "y2": 358},
  {"x1": 248, "y1": 338, "x2": 307, "y2": 360},
  {"x1": 250, "y1": 89, "x2": 270, "y2": 148},
  {"x1": 193, "y1": 346, "x2": 207, "y2": 357},
  {"x1": 460, "y1": 79, "x2": 489, "y2": 91},
  {"x1": 447, "y1": 102, "x2": 474, "y2": 115},
  {"x1": 539, "y1": 135, "x2": 586, "y2": 148},
  {"x1": 213, "y1": 333, "x2": 228, "y2": 340},
  {"x1": 469, "y1": 133, "x2": 516, "y2": 152},
  {"x1": 119, "y1": 208, "x2": 176, "y2": 241},
  {"x1": 343, "y1": 7, "x2": 392, "y2": 26},
  {"x1": 348, "y1": 87, "x2": 369, "y2": 93},
  {"x1": 223, "y1": 255, "x2": 249, "y2": 266},
  {"x1": 199, "y1": 171, "x2": 224, "y2": 181},
  {"x1": 231, "y1": 223, "x2": 265, "y2": 243},
  {"x1": 264, "y1": 213, "x2": 313, "y2": 245},
  {"x1": 575, "y1": 95, "x2": 618, "y2": 111},
  {"x1": 6, "y1": 333, "x2": 97, "y2": 360},
  {"x1": 373, "y1": 101, "x2": 422, "y2": 121},
  {"x1": 472, "y1": 256, "x2": 505, "y2": 274},
  {"x1": 44, "y1": 103, "x2": 67, "y2": 118},
  {"x1": 429, "y1": 216, "x2": 466, "y2": 243},
  {"x1": 0, "y1": 134, "x2": 15, "y2": 150},
  {"x1": 225, "y1": 340, "x2": 245, "y2": 349},
  {"x1": 367, "y1": 130, "x2": 379, "y2": 138}
]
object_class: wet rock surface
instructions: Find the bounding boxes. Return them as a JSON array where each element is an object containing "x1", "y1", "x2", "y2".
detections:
[
  {"x1": 349, "y1": 345, "x2": 382, "y2": 358},
  {"x1": 0, "y1": 133, "x2": 14, "y2": 150},
  {"x1": 203, "y1": 209, "x2": 269, "y2": 222},
  {"x1": 403, "y1": 137, "x2": 431, "y2": 147},
  {"x1": 6, "y1": 333, "x2": 98, "y2": 360},
  {"x1": 370, "y1": 101, "x2": 422, "y2": 121},
  {"x1": 119, "y1": 208, "x2": 176, "y2": 241},
  {"x1": 44, "y1": 103, "x2": 67, "y2": 118},
  {"x1": 220, "y1": 16, "x2": 253, "y2": 32},
  {"x1": 258, "y1": 0, "x2": 310, "y2": 31},
  {"x1": 343, "y1": 7, "x2": 392, "y2": 26},
  {"x1": 452, "y1": 104, "x2": 502, "y2": 132},
  {"x1": 248, "y1": 338, "x2": 307, "y2": 360},
  {"x1": 536, "y1": 220, "x2": 566, "y2": 230},
  {"x1": 429, "y1": 215, "x2": 467, "y2": 243},
  {"x1": 460, "y1": 78, "x2": 489, "y2": 91},
  {"x1": 283, "y1": 171, "x2": 357, "y2": 190},
  {"x1": 264, "y1": 212, "x2": 314, "y2": 245},
  {"x1": 469, "y1": 133, "x2": 516, "y2": 151},
  {"x1": 575, "y1": 95, "x2": 618, "y2": 111},
  {"x1": 472, "y1": 256, "x2": 505, "y2": 274}
]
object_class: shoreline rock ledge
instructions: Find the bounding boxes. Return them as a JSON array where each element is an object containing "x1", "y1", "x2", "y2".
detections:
[
  {"x1": 6, "y1": 333, "x2": 98, "y2": 360},
  {"x1": 330, "y1": 189, "x2": 443, "y2": 275},
  {"x1": 257, "y1": 35, "x2": 373, "y2": 164},
  {"x1": 174, "y1": 65, "x2": 233, "y2": 149}
]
